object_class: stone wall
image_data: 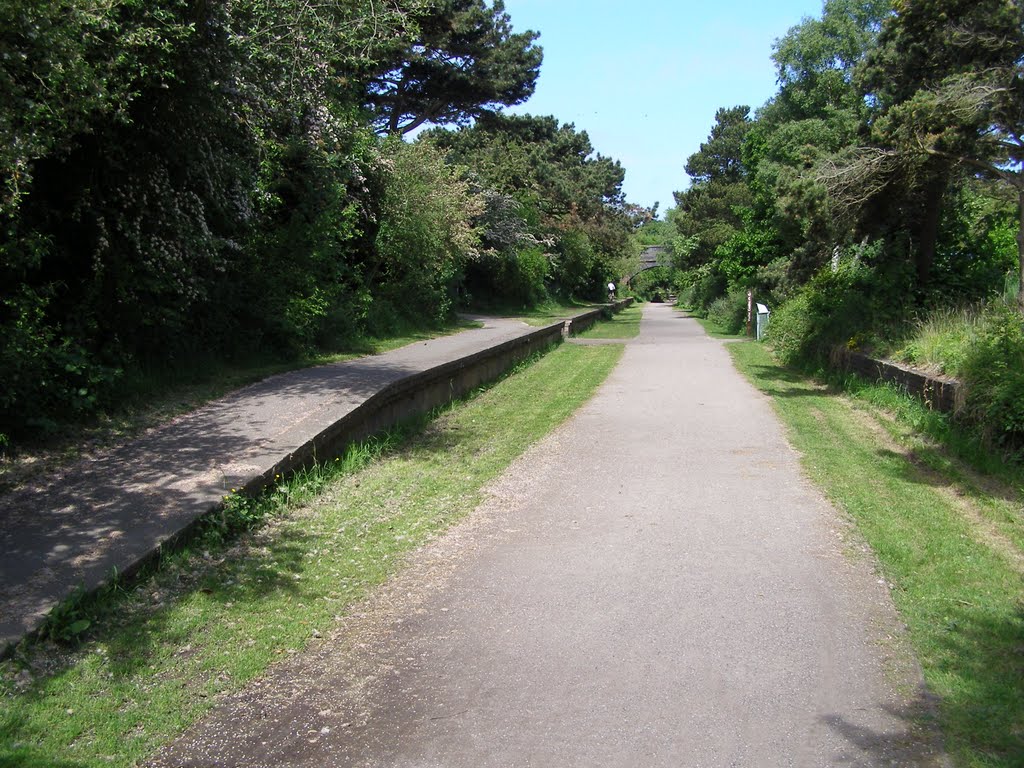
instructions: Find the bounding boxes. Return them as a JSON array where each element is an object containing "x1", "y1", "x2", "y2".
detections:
[{"x1": 834, "y1": 348, "x2": 965, "y2": 414}]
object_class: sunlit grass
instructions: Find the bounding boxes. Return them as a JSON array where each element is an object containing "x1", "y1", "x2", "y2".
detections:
[
  {"x1": 579, "y1": 303, "x2": 643, "y2": 339},
  {"x1": 730, "y1": 341, "x2": 1024, "y2": 767},
  {"x1": 890, "y1": 306, "x2": 984, "y2": 377},
  {"x1": 0, "y1": 343, "x2": 622, "y2": 768}
]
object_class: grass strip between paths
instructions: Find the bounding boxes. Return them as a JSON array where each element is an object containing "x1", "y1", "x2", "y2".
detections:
[
  {"x1": 0, "y1": 342, "x2": 623, "y2": 768},
  {"x1": 579, "y1": 303, "x2": 643, "y2": 339},
  {"x1": 729, "y1": 341, "x2": 1024, "y2": 768}
]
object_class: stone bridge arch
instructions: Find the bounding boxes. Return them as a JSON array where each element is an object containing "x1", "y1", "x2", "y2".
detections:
[{"x1": 624, "y1": 245, "x2": 669, "y2": 285}]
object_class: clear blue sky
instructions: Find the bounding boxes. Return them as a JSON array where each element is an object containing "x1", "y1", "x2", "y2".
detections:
[{"x1": 501, "y1": 0, "x2": 827, "y2": 214}]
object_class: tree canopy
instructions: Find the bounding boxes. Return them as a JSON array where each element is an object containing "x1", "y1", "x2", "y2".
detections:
[
  {"x1": 0, "y1": 0, "x2": 628, "y2": 444},
  {"x1": 363, "y1": 0, "x2": 542, "y2": 134}
]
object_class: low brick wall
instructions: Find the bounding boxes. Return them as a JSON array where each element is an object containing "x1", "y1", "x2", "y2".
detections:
[{"x1": 835, "y1": 348, "x2": 965, "y2": 414}]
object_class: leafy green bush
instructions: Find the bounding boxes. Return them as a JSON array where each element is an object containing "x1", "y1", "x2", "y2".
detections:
[
  {"x1": 551, "y1": 230, "x2": 601, "y2": 300},
  {"x1": 688, "y1": 266, "x2": 729, "y2": 312},
  {"x1": 629, "y1": 266, "x2": 675, "y2": 302},
  {"x1": 764, "y1": 291, "x2": 814, "y2": 365},
  {"x1": 0, "y1": 288, "x2": 120, "y2": 437},
  {"x1": 374, "y1": 139, "x2": 481, "y2": 324},
  {"x1": 706, "y1": 289, "x2": 748, "y2": 335},
  {"x1": 959, "y1": 302, "x2": 1024, "y2": 454},
  {"x1": 765, "y1": 261, "x2": 914, "y2": 367}
]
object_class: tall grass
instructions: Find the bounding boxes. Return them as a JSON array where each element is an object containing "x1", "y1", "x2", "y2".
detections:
[{"x1": 892, "y1": 305, "x2": 984, "y2": 376}]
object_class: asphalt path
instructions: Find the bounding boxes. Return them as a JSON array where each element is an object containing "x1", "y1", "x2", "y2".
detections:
[
  {"x1": 0, "y1": 317, "x2": 534, "y2": 649},
  {"x1": 151, "y1": 304, "x2": 947, "y2": 767}
]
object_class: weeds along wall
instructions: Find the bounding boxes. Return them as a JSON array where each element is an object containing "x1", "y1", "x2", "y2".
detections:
[{"x1": 764, "y1": 264, "x2": 1024, "y2": 458}]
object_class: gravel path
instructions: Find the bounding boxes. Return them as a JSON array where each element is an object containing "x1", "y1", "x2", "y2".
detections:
[{"x1": 151, "y1": 304, "x2": 947, "y2": 767}]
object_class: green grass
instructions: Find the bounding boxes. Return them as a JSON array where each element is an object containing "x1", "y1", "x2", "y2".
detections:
[
  {"x1": 508, "y1": 298, "x2": 601, "y2": 327},
  {"x1": 729, "y1": 341, "x2": 1024, "y2": 767},
  {"x1": 579, "y1": 303, "x2": 643, "y2": 339},
  {"x1": 888, "y1": 306, "x2": 983, "y2": 376},
  {"x1": 0, "y1": 342, "x2": 622, "y2": 768}
]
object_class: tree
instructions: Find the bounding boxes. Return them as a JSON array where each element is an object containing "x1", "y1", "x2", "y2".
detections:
[
  {"x1": 735, "y1": 0, "x2": 891, "y2": 285},
  {"x1": 373, "y1": 139, "x2": 482, "y2": 323},
  {"x1": 364, "y1": 0, "x2": 542, "y2": 134},
  {"x1": 672, "y1": 106, "x2": 754, "y2": 268},
  {"x1": 424, "y1": 113, "x2": 631, "y2": 298},
  {"x1": 771, "y1": 0, "x2": 892, "y2": 121},
  {"x1": 855, "y1": 0, "x2": 1023, "y2": 288},
  {"x1": 0, "y1": 0, "x2": 433, "y2": 437}
]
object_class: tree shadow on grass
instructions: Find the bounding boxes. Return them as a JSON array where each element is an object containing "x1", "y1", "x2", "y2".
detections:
[
  {"x1": 101, "y1": 523, "x2": 316, "y2": 682},
  {"x1": 821, "y1": 689, "x2": 948, "y2": 766},
  {"x1": 919, "y1": 601, "x2": 1024, "y2": 765},
  {"x1": 1, "y1": 521, "x2": 316, "y2": 731},
  {"x1": 878, "y1": 445, "x2": 1024, "y2": 508},
  {"x1": 742, "y1": 363, "x2": 834, "y2": 398},
  {"x1": 0, "y1": 706, "x2": 106, "y2": 767}
]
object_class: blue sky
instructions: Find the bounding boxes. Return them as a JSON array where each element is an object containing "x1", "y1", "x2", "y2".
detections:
[{"x1": 501, "y1": 0, "x2": 827, "y2": 214}]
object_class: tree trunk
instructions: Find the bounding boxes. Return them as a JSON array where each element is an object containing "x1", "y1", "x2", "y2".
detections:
[{"x1": 916, "y1": 174, "x2": 945, "y2": 288}]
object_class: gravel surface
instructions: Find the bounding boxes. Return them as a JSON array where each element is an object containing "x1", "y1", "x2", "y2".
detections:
[{"x1": 150, "y1": 305, "x2": 948, "y2": 767}]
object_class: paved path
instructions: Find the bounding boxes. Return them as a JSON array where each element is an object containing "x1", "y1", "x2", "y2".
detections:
[
  {"x1": 151, "y1": 305, "x2": 946, "y2": 767},
  {"x1": 0, "y1": 317, "x2": 536, "y2": 649}
]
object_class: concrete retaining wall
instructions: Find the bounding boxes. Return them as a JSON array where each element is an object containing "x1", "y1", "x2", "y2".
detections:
[
  {"x1": 834, "y1": 348, "x2": 964, "y2": 414},
  {"x1": 243, "y1": 300, "x2": 634, "y2": 495},
  {"x1": 246, "y1": 321, "x2": 568, "y2": 497}
]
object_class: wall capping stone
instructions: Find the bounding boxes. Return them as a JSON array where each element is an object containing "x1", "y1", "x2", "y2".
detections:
[{"x1": 832, "y1": 346, "x2": 965, "y2": 414}]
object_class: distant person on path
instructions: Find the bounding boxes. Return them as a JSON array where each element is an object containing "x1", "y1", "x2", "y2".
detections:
[{"x1": 607, "y1": 281, "x2": 616, "y2": 301}]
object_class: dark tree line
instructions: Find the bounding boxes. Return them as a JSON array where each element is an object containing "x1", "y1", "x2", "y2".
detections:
[{"x1": 0, "y1": 0, "x2": 632, "y2": 443}]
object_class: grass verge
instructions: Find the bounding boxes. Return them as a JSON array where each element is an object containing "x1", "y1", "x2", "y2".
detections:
[
  {"x1": 729, "y1": 340, "x2": 1024, "y2": 767},
  {"x1": 509, "y1": 299, "x2": 600, "y2": 327},
  {"x1": 0, "y1": 342, "x2": 622, "y2": 768},
  {"x1": 579, "y1": 303, "x2": 643, "y2": 339}
]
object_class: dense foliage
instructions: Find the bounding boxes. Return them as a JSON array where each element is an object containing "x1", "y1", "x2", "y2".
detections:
[
  {"x1": 426, "y1": 113, "x2": 635, "y2": 304},
  {"x1": 0, "y1": 1, "x2": 631, "y2": 444},
  {"x1": 671, "y1": 0, "x2": 1024, "y2": 454}
]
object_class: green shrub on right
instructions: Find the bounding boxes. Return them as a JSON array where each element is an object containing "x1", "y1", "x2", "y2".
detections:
[
  {"x1": 765, "y1": 262, "x2": 913, "y2": 367},
  {"x1": 959, "y1": 302, "x2": 1024, "y2": 455},
  {"x1": 706, "y1": 290, "x2": 748, "y2": 335},
  {"x1": 768, "y1": 262, "x2": 1024, "y2": 456}
]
